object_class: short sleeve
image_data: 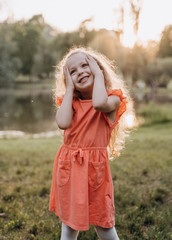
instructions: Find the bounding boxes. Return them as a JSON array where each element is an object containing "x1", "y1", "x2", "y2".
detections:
[
  {"x1": 103, "y1": 89, "x2": 128, "y2": 128},
  {"x1": 56, "y1": 96, "x2": 63, "y2": 106},
  {"x1": 56, "y1": 96, "x2": 78, "y2": 112}
]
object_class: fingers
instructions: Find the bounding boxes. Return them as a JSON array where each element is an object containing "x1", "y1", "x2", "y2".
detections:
[
  {"x1": 63, "y1": 66, "x2": 72, "y2": 81},
  {"x1": 85, "y1": 54, "x2": 99, "y2": 68},
  {"x1": 63, "y1": 66, "x2": 69, "y2": 77},
  {"x1": 85, "y1": 54, "x2": 94, "y2": 63},
  {"x1": 63, "y1": 66, "x2": 74, "y2": 89},
  {"x1": 85, "y1": 54, "x2": 103, "y2": 76},
  {"x1": 85, "y1": 55, "x2": 89, "y2": 65}
]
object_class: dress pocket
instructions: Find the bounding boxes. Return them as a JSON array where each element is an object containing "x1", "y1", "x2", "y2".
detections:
[
  {"x1": 88, "y1": 161, "x2": 106, "y2": 190},
  {"x1": 57, "y1": 160, "x2": 71, "y2": 187}
]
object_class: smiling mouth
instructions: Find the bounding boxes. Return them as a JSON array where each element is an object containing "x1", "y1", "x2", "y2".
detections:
[{"x1": 79, "y1": 76, "x2": 89, "y2": 84}]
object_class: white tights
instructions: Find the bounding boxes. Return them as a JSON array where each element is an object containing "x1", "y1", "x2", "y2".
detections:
[{"x1": 60, "y1": 222, "x2": 120, "y2": 240}]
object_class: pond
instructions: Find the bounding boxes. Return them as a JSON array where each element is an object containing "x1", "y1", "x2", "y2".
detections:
[
  {"x1": 0, "y1": 87, "x2": 171, "y2": 137},
  {"x1": 0, "y1": 89, "x2": 57, "y2": 134}
]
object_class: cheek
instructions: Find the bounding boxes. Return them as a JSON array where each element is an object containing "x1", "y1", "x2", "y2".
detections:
[
  {"x1": 87, "y1": 67, "x2": 92, "y2": 73},
  {"x1": 71, "y1": 76, "x2": 77, "y2": 85},
  {"x1": 90, "y1": 70, "x2": 94, "y2": 78},
  {"x1": 90, "y1": 74, "x2": 94, "y2": 81}
]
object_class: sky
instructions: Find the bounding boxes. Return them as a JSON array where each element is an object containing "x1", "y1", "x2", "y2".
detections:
[{"x1": 0, "y1": 0, "x2": 172, "y2": 47}]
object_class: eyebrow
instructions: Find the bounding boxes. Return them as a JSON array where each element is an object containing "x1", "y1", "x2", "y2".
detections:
[
  {"x1": 69, "y1": 67, "x2": 75, "y2": 72},
  {"x1": 69, "y1": 61, "x2": 87, "y2": 70}
]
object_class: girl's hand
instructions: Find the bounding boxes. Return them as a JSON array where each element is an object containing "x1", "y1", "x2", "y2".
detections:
[
  {"x1": 86, "y1": 55, "x2": 104, "y2": 78},
  {"x1": 63, "y1": 66, "x2": 75, "y2": 90}
]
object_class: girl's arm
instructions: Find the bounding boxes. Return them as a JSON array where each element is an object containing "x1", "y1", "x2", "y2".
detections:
[
  {"x1": 56, "y1": 67, "x2": 74, "y2": 130},
  {"x1": 86, "y1": 56, "x2": 120, "y2": 113}
]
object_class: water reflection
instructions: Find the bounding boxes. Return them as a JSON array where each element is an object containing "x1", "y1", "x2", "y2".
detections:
[
  {"x1": 0, "y1": 130, "x2": 61, "y2": 139},
  {"x1": 0, "y1": 89, "x2": 57, "y2": 133},
  {"x1": 0, "y1": 87, "x2": 171, "y2": 135}
]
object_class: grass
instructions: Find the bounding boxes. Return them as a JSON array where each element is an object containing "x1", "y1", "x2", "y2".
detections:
[
  {"x1": 0, "y1": 103, "x2": 172, "y2": 239},
  {"x1": 111, "y1": 122, "x2": 172, "y2": 240}
]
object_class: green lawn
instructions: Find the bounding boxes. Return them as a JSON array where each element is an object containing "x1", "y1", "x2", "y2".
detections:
[{"x1": 0, "y1": 103, "x2": 172, "y2": 240}]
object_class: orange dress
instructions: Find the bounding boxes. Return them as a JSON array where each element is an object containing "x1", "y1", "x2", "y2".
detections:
[{"x1": 49, "y1": 89, "x2": 127, "y2": 231}]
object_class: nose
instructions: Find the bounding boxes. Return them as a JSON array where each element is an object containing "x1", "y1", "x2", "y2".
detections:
[{"x1": 77, "y1": 67, "x2": 84, "y2": 76}]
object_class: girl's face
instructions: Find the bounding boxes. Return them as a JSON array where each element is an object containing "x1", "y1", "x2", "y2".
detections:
[{"x1": 66, "y1": 53, "x2": 94, "y2": 93}]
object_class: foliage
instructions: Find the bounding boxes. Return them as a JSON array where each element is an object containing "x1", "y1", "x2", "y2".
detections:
[
  {"x1": 137, "y1": 102, "x2": 172, "y2": 125},
  {"x1": 89, "y1": 29, "x2": 120, "y2": 60},
  {"x1": 12, "y1": 15, "x2": 45, "y2": 76},
  {"x1": 0, "y1": 22, "x2": 21, "y2": 87},
  {"x1": 158, "y1": 25, "x2": 172, "y2": 58},
  {"x1": 144, "y1": 57, "x2": 172, "y2": 88},
  {"x1": 128, "y1": 43, "x2": 148, "y2": 82},
  {"x1": 51, "y1": 29, "x2": 96, "y2": 63},
  {"x1": 0, "y1": 17, "x2": 171, "y2": 88}
]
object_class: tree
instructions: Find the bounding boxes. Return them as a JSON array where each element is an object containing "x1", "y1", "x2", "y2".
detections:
[
  {"x1": 32, "y1": 40, "x2": 57, "y2": 78},
  {"x1": 129, "y1": 0, "x2": 142, "y2": 42},
  {"x1": 158, "y1": 25, "x2": 172, "y2": 58},
  {"x1": 51, "y1": 26, "x2": 96, "y2": 64},
  {"x1": 31, "y1": 24, "x2": 59, "y2": 78},
  {"x1": 12, "y1": 15, "x2": 44, "y2": 77},
  {"x1": 0, "y1": 22, "x2": 21, "y2": 87},
  {"x1": 113, "y1": 4, "x2": 125, "y2": 44}
]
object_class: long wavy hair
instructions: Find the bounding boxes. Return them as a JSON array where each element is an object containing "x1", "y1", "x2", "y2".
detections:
[{"x1": 53, "y1": 46, "x2": 136, "y2": 159}]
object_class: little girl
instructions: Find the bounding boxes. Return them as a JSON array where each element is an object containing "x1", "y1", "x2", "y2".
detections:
[{"x1": 49, "y1": 47, "x2": 134, "y2": 240}]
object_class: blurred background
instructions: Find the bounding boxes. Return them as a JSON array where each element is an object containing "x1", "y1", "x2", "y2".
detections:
[
  {"x1": 0, "y1": 0, "x2": 172, "y2": 135},
  {"x1": 0, "y1": 1, "x2": 172, "y2": 240}
]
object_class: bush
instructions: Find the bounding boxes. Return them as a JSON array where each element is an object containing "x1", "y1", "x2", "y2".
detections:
[{"x1": 137, "y1": 102, "x2": 172, "y2": 126}]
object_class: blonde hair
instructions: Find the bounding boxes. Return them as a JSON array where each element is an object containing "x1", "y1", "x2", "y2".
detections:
[{"x1": 53, "y1": 46, "x2": 136, "y2": 159}]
